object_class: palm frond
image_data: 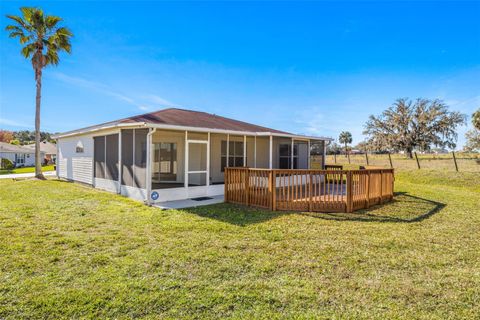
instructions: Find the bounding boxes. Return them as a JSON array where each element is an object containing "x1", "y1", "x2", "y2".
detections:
[
  {"x1": 5, "y1": 15, "x2": 28, "y2": 29},
  {"x1": 21, "y1": 43, "x2": 36, "y2": 59},
  {"x1": 30, "y1": 8, "x2": 46, "y2": 35},
  {"x1": 45, "y1": 15, "x2": 62, "y2": 30},
  {"x1": 47, "y1": 27, "x2": 73, "y2": 53},
  {"x1": 7, "y1": 31, "x2": 25, "y2": 39},
  {"x1": 45, "y1": 48, "x2": 59, "y2": 66},
  {"x1": 5, "y1": 25, "x2": 23, "y2": 32},
  {"x1": 20, "y1": 7, "x2": 34, "y2": 24}
]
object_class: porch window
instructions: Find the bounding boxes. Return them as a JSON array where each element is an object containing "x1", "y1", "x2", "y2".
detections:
[
  {"x1": 221, "y1": 140, "x2": 244, "y2": 171},
  {"x1": 279, "y1": 144, "x2": 298, "y2": 169},
  {"x1": 93, "y1": 134, "x2": 119, "y2": 181},
  {"x1": 152, "y1": 142, "x2": 177, "y2": 182}
]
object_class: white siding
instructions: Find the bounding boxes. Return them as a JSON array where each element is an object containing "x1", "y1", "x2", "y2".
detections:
[
  {"x1": 0, "y1": 151, "x2": 38, "y2": 167},
  {"x1": 57, "y1": 133, "x2": 95, "y2": 184},
  {"x1": 57, "y1": 129, "x2": 121, "y2": 185}
]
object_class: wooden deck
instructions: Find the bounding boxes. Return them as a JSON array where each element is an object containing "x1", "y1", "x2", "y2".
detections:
[{"x1": 224, "y1": 167, "x2": 394, "y2": 213}]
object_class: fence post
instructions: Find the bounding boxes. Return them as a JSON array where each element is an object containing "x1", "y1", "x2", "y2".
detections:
[
  {"x1": 346, "y1": 171, "x2": 353, "y2": 213},
  {"x1": 388, "y1": 152, "x2": 393, "y2": 169},
  {"x1": 365, "y1": 153, "x2": 369, "y2": 166},
  {"x1": 365, "y1": 171, "x2": 370, "y2": 209},
  {"x1": 244, "y1": 169, "x2": 249, "y2": 206},
  {"x1": 452, "y1": 151, "x2": 459, "y2": 172},
  {"x1": 414, "y1": 152, "x2": 421, "y2": 169}
]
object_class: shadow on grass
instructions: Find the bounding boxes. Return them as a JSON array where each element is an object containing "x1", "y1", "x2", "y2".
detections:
[
  {"x1": 183, "y1": 203, "x2": 291, "y2": 227},
  {"x1": 300, "y1": 192, "x2": 445, "y2": 223},
  {"x1": 184, "y1": 192, "x2": 445, "y2": 225}
]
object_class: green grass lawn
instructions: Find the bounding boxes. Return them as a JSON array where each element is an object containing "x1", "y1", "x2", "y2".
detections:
[
  {"x1": 0, "y1": 171, "x2": 479, "y2": 319},
  {"x1": 0, "y1": 164, "x2": 55, "y2": 175}
]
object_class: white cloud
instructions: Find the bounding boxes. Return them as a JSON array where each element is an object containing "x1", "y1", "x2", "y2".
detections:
[
  {"x1": 52, "y1": 72, "x2": 178, "y2": 112},
  {"x1": 0, "y1": 117, "x2": 31, "y2": 128},
  {"x1": 144, "y1": 94, "x2": 178, "y2": 107}
]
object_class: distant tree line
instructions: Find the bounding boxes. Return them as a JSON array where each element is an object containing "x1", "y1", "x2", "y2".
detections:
[
  {"x1": 324, "y1": 98, "x2": 480, "y2": 156},
  {"x1": 0, "y1": 130, "x2": 56, "y2": 145}
]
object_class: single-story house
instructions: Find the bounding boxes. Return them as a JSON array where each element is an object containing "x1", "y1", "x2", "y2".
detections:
[
  {"x1": 0, "y1": 141, "x2": 45, "y2": 168},
  {"x1": 25, "y1": 140, "x2": 57, "y2": 164},
  {"x1": 53, "y1": 108, "x2": 331, "y2": 204}
]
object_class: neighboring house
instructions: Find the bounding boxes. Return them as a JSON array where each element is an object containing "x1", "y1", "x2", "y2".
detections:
[
  {"x1": 25, "y1": 140, "x2": 57, "y2": 164},
  {"x1": 53, "y1": 108, "x2": 331, "y2": 203},
  {"x1": 0, "y1": 142, "x2": 45, "y2": 168}
]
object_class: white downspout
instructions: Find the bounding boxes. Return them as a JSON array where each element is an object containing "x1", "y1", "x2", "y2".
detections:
[
  {"x1": 55, "y1": 139, "x2": 59, "y2": 178},
  {"x1": 323, "y1": 140, "x2": 328, "y2": 169},
  {"x1": 118, "y1": 130, "x2": 122, "y2": 194},
  {"x1": 291, "y1": 138, "x2": 294, "y2": 169},
  {"x1": 254, "y1": 135, "x2": 257, "y2": 168},
  {"x1": 243, "y1": 135, "x2": 247, "y2": 167},
  {"x1": 269, "y1": 135, "x2": 273, "y2": 169},
  {"x1": 307, "y1": 139, "x2": 311, "y2": 169},
  {"x1": 226, "y1": 133, "x2": 230, "y2": 168},
  {"x1": 184, "y1": 131, "x2": 188, "y2": 188},
  {"x1": 207, "y1": 132, "x2": 211, "y2": 186},
  {"x1": 146, "y1": 128, "x2": 156, "y2": 205}
]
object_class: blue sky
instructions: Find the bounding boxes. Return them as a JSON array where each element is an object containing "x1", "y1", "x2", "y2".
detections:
[{"x1": 1, "y1": 1, "x2": 479, "y2": 148}]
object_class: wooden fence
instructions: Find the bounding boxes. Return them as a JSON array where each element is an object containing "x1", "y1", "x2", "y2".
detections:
[{"x1": 224, "y1": 167, "x2": 394, "y2": 213}]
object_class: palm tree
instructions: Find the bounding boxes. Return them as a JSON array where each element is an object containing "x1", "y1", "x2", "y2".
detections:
[
  {"x1": 6, "y1": 7, "x2": 73, "y2": 178},
  {"x1": 338, "y1": 131, "x2": 352, "y2": 156}
]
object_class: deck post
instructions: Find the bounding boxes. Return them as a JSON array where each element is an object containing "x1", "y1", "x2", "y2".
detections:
[
  {"x1": 244, "y1": 168, "x2": 249, "y2": 206},
  {"x1": 308, "y1": 172, "x2": 313, "y2": 212},
  {"x1": 268, "y1": 170, "x2": 276, "y2": 211},
  {"x1": 270, "y1": 170, "x2": 276, "y2": 211},
  {"x1": 346, "y1": 171, "x2": 353, "y2": 213},
  {"x1": 224, "y1": 168, "x2": 228, "y2": 202}
]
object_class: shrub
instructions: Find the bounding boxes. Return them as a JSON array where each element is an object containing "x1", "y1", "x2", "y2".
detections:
[{"x1": 1, "y1": 158, "x2": 14, "y2": 170}]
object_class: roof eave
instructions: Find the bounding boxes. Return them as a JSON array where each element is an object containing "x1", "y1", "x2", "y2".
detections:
[{"x1": 53, "y1": 121, "x2": 332, "y2": 142}]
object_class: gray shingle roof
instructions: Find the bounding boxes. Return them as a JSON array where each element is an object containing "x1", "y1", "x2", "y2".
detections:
[{"x1": 0, "y1": 142, "x2": 36, "y2": 153}]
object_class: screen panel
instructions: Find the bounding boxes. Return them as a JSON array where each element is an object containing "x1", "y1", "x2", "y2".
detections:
[
  {"x1": 134, "y1": 129, "x2": 148, "y2": 188},
  {"x1": 106, "y1": 134, "x2": 119, "y2": 181},
  {"x1": 121, "y1": 129, "x2": 134, "y2": 186},
  {"x1": 94, "y1": 136, "x2": 105, "y2": 178}
]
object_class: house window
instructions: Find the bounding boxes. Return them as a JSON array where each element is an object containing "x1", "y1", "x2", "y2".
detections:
[
  {"x1": 279, "y1": 144, "x2": 298, "y2": 169},
  {"x1": 15, "y1": 154, "x2": 25, "y2": 165},
  {"x1": 76, "y1": 141, "x2": 84, "y2": 153},
  {"x1": 221, "y1": 140, "x2": 244, "y2": 171},
  {"x1": 152, "y1": 142, "x2": 177, "y2": 182}
]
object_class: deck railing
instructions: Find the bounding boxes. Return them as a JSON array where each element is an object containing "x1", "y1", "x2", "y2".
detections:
[{"x1": 224, "y1": 167, "x2": 394, "y2": 213}]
